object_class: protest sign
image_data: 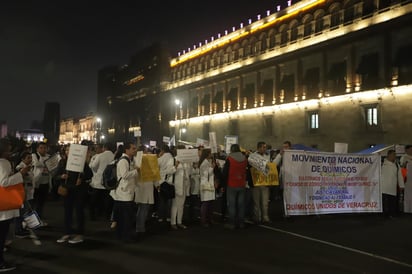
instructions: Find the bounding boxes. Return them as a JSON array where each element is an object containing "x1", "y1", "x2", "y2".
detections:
[
  {"x1": 66, "y1": 144, "x2": 88, "y2": 172},
  {"x1": 248, "y1": 152, "x2": 269, "y2": 175},
  {"x1": 176, "y1": 149, "x2": 199, "y2": 163},
  {"x1": 139, "y1": 154, "x2": 160, "y2": 182},
  {"x1": 44, "y1": 153, "x2": 59, "y2": 172},
  {"x1": 283, "y1": 150, "x2": 381, "y2": 216}
]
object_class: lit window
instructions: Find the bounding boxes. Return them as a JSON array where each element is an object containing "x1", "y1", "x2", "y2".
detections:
[
  {"x1": 309, "y1": 112, "x2": 319, "y2": 129},
  {"x1": 366, "y1": 106, "x2": 378, "y2": 126}
]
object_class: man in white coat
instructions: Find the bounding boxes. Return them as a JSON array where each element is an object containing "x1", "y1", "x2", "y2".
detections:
[
  {"x1": 381, "y1": 149, "x2": 404, "y2": 218},
  {"x1": 134, "y1": 147, "x2": 156, "y2": 239},
  {"x1": 89, "y1": 142, "x2": 115, "y2": 221},
  {"x1": 110, "y1": 142, "x2": 139, "y2": 243},
  {"x1": 156, "y1": 145, "x2": 176, "y2": 222}
]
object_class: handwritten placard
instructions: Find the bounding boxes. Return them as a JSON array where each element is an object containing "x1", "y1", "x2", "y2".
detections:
[
  {"x1": 44, "y1": 154, "x2": 60, "y2": 172},
  {"x1": 66, "y1": 144, "x2": 88, "y2": 173}
]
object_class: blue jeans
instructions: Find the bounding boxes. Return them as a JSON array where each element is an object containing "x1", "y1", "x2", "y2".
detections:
[{"x1": 226, "y1": 187, "x2": 246, "y2": 226}]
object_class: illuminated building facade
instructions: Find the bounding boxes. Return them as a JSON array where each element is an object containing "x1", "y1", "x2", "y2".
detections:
[
  {"x1": 59, "y1": 114, "x2": 103, "y2": 144},
  {"x1": 100, "y1": 0, "x2": 412, "y2": 151}
]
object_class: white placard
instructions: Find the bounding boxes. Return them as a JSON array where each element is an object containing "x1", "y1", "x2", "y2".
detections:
[
  {"x1": 224, "y1": 135, "x2": 238, "y2": 154},
  {"x1": 66, "y1": 144, "x2": 88, "y2": 172},
  {"x1": 334, "y1": 142, "x2": 348, "y2": 153},
  {"x1": 209, "y1": 132, "x2": 217, "y2": 154},
  {"x1": 396, "y1": 144, "x2": 405, "y2": 155},
  {"x1": 196, "y1": 138, "x2": 209, "y2": 147},
  {"x1": 163, "y1": 136, "x2": 170, "y2": 143},
  {"x1": 150, "y1": 140, "x2": 157, "y2": 147},
  {"x1": 248, "y1": 152, "x2": 269, "y2": 175},
  {"x1": 44, "y1": 154, "x2": 59, "y2": 172},
  {"x1": 134, "y1": 130, "x2": 141, "y2": 137},
  {"x1": 176, "y1": 149, "x2": 199, "y2": 163},
  {"x1": 135, "y1": 151, "x2": 143, "y2": 168}
]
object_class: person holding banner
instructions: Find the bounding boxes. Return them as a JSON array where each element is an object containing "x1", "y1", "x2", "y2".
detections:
[
  {"x1": 400, "y1": 145, "x2": 412, "y2": 213},
  {"x1": 249, "y1": 141, "x2": 272, "y2": 224},
  {"x1": 273, "y1": 141, "x2": 292, "y2": 218},
  {"x1": 0, "y1": 138, "x2": 31, "y2": 272},
  {"x1": 381, "y1": 150, "x2": 405, "y2": 218}
]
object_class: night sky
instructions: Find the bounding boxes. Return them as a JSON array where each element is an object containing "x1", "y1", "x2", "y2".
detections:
[{"x1": 0, "y1": 0, "x2": 284, "y2": 131}]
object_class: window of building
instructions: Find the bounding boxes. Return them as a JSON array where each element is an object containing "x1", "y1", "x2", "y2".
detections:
[
  {"x1": 263, "y1": 116, "x2": 273, "y2": 136},
  {"x1": 365, "y1": 105, "x2": 378, "y2": 127},
  {"x1": 308, "y1": 111, "x2": 319, "y2": 131},
  {"x1": 203, "y1": 123, "x2": 210, "y2": 140},
  {"x1": 229, "y1": 119, "x2": 239, "y2": 135}
]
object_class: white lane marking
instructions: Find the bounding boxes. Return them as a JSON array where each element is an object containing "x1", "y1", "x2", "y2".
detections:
[{"x1": 260, "y1": 224, "x2": 412, "y2": 269}]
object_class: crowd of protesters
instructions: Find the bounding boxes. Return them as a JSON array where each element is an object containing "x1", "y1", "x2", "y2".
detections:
[{"x1": 0, "y1": 136, "x2": 411, "y2": 272}]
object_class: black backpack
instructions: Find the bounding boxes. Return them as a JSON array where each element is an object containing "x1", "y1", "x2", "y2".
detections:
[{"x1": 102, "y1": 156, "x2": 130, "y2": 190}]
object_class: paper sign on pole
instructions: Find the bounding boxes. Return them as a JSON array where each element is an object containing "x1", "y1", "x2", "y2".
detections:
[
  {"x1": 149, "y1": 140, "x2": 156, "y2": 147},
  {"x1": 66, "y1": 144, "x2": 88, "y2": 172},
  {"x1": 209, "y1": 132, "x2": 217, "y2": 154}
]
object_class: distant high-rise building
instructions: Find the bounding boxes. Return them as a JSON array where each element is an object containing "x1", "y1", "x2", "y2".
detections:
[{"x1": 43, "y1": 102, "x2": 60, "y2": 144}]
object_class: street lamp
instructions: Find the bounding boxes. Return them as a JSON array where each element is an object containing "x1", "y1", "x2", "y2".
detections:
[
  {"x1": 96, "y1": 117, "x2": 102, "y2": 144},
  {"x1": 175, "y1": 99, "x2": 183, "y2": 144}
]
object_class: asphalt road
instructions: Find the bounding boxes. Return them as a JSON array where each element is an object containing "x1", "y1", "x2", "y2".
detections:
[{"x1": 5, "y1": 197, "x2": 412, "y2": 274}]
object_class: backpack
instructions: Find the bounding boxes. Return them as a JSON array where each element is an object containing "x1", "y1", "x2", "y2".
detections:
[{"x1": 102, "y1": 156, "x2": 130, "y2": 190}]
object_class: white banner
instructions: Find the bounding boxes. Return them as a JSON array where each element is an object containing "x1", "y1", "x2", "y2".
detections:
[
  {"x1": 176, "y1": 148, "x2": 199, "y2": 163},
  {"x1": 66, "y1": 144, "x2": 88, "y2": 173},
  {"x1": 283, "y1": 150, "x2": 381, "y2": 216}
]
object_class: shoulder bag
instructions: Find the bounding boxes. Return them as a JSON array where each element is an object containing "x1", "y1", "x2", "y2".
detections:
[{"x1": 0, "y1": 183, "x2": 25, "y2": 211}]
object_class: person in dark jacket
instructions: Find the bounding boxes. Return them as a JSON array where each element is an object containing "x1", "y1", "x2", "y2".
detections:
[
  {"x1": 54, "y1": 144, "x2": 93, "y2": 244},
  {"x1": 221, "y1": 144, "x2": 248, "y2": 229}
]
